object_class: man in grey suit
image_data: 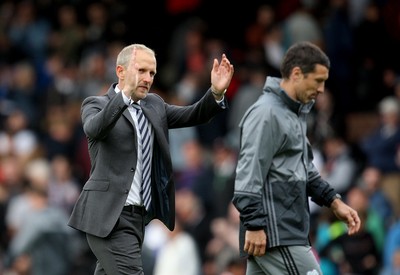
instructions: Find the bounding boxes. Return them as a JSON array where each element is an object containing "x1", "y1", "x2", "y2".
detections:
[{"x1": 68, "y1": 43, "x2": 234, "y2": 275}]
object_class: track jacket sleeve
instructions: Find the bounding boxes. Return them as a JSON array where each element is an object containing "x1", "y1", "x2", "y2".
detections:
[
  {"x1": 232, "y1": 102, "x2": 277, "y2": 230},
  {"x1": 306, "y1": 141, "x2": 337, "y2": 207}
]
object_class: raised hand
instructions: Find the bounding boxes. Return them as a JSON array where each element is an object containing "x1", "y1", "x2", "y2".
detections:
[
  {"x1": 210, "y1": 54, "x2": 234, "y2": 98},
  {"x1": 124, "y1": 47, "x2": 139, "y2": 98}
]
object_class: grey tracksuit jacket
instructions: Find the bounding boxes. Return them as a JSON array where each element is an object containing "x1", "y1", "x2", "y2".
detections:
[{"x1": 232, "y1": 76, "x2": 337, "y2": 256}]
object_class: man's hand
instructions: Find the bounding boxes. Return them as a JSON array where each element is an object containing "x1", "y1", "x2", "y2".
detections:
[
  {"x1": 244, "y1": 229, "x2": 267, "y2": 256},
  {"x1": 210, "y1": 54, "x2": 234, "y2": 100},
  {"x1": 124, "y1": 47, "x2": 139, "y2": 98},
  {"x1": 330, "y1": 198, "x2": 361, "y2": 235}
]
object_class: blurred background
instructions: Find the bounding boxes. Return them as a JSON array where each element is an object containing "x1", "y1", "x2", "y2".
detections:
[{"x1": 1, "y1": 0, "x2": 400, "y2": 274}]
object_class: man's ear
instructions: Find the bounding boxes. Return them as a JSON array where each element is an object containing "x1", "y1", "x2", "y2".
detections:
[
  {"x1": 292, "y1": 67, "x2": 303, "y2": 81},
  {"x1": 116, "y1": 65, "x2": 124, "y2": 79}
]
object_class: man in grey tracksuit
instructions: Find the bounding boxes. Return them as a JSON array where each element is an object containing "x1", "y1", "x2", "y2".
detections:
[{"x1": 232, "y1": 42, "x2": 361, "y2": 275}]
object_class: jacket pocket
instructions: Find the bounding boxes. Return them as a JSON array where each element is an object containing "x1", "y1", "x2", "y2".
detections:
[{"x1": 83, "y1": 180, "x2": 109, "y2": 191}]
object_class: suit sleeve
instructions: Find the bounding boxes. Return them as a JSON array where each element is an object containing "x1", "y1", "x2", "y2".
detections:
[
  {"x1": 165, "y1": 89, "x2": 227, "y2": 129},
  {"x1": 81, "y1": 93, "x2": 128, "y2": 140}
]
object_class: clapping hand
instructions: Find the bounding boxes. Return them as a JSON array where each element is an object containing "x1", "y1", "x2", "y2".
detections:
[{"x1": 210, "y1": 54, "x2": 234, "y2": 100}]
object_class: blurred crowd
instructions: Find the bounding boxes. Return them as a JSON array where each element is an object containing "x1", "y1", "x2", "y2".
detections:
[{"x1": 1, "y1": 0, "x2": 400, "y2": 274}]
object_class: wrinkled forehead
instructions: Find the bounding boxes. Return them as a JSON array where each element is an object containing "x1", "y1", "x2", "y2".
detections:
[
  {"x1": 133, "y1": 50, "x2": 157, "y2": 75},
  {"x1": 136, "y1": 49, "x2": 156, "y2": 65},
  {"x1": 136, "y1": 51, "x2": 157, "y2": 73}
]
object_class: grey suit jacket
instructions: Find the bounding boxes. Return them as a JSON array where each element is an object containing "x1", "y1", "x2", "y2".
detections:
[{"x1": 68, "y1": 84, "x2": 227, "y2": 237}]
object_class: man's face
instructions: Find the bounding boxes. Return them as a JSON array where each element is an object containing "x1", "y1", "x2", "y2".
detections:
[
  {"x1": 130, "y1": 50, "x2": 157, "y2": 101},
  {"x1": 117, "y1": 48, "x2": 157, "y2": 102},
  {"x1": 295, "y1": 64, "x2": 329, "y2": 104}
]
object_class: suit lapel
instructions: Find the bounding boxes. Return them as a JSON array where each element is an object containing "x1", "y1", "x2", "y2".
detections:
[
  {"x1": 122, "y1": 108, "x2": 135, "y2": 127},
  {"x1": 105, "y1": 84, "x2": 135, "y2": 127},
  {"x1": 140, "y1": 100, "x2": 159, "y2": 129}
]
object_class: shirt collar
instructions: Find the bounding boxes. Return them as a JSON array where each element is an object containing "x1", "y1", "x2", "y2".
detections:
[{"x1": 115, "y1": 85, "x2": 141, "y2": 105}]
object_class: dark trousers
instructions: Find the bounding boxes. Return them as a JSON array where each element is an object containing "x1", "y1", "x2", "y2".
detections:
[{"x1": 86, "y1": 206, "x2": 146, "y2": 275}]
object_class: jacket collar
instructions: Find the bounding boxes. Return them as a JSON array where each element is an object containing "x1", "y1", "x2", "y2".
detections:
[{"x1": 263, "y1": 77, "x2": 314, "y2": 115}]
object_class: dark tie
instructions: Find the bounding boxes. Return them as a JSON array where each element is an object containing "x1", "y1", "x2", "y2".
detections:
[{"x1": 133, "y1": 103, "x2": 151, "y2": 210}]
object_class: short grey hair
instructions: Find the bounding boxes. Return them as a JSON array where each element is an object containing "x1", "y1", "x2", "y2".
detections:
[{"x1": 116, "y1": 44, "x2": 156, "y2": 67}]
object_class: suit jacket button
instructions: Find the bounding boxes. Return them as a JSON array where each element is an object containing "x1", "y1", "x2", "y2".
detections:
[
  {"x1": 130, "y1": 168, "x2": 134, "y2": 172},
  {"x1": 124, "y1": 189, "x2": 129, "y2": 194}
]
